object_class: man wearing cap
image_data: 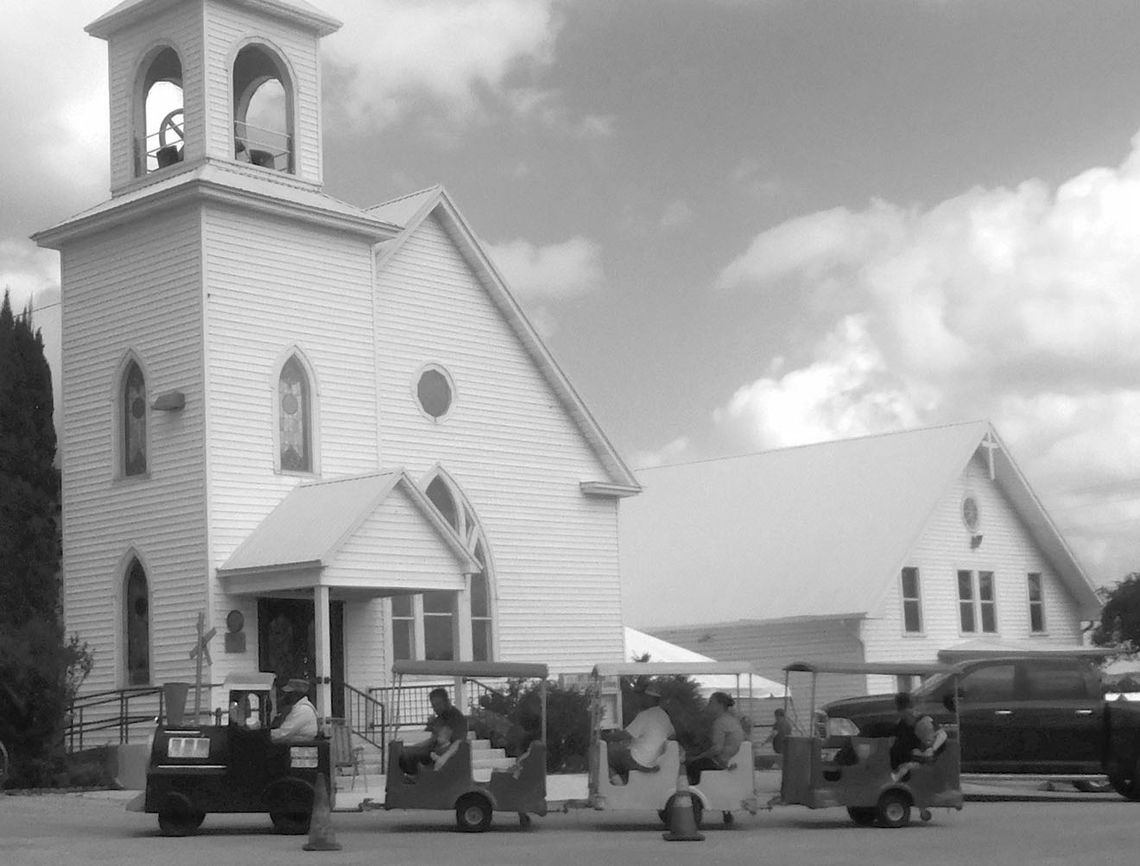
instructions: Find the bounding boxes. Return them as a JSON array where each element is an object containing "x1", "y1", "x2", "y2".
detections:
[
  {"x1": 607, "y1": 683, "x2": 675, "y2": 784},
  {"x1": 270, "y1": 678, "x2": 319, "y2": 744}
]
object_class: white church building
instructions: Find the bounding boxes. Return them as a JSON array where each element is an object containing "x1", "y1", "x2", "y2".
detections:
[{"x1": 34, "y1": 0, "x2": 641, "y2": 721}]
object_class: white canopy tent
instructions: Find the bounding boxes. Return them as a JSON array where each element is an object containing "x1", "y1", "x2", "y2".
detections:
[{"x1": 623, "y1": 627, "x2": 786, "y2": 699}]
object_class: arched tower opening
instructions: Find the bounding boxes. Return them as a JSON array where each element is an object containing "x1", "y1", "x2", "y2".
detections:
[
  {"x1": 233, "y1": 44, "x2": 294, "y2": 172},
  {"x1": 137, "y1": 46, "x2": 184, "y2": 175}
]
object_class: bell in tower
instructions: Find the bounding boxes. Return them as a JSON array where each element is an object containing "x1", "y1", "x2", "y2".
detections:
[{"x1": 86, "y1": 0, "x2": 340, "y2": 194}]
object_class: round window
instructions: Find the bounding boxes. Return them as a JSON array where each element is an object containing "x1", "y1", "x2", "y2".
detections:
[
  {"x1": 962, "y1": 496, "x2": 980, "y2": 532},
  {"x1": 416, "y1": 367, "x2": 453, "y2": 419}
]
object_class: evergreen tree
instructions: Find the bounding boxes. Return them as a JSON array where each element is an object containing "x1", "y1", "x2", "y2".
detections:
[{"x1": 0, "y1": 290, "x2": 91, "y2": 787}]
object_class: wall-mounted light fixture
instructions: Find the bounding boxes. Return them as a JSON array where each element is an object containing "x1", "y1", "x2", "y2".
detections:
[
  {"x1": 970, "y1": 533, "x2": 984, "y2": 549},
  {"x1": 152, "y1": 390, "x2": 186, "y2": 411}
]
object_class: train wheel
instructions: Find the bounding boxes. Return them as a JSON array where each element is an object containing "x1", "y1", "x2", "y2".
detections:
[
  {"x1": 157, "y1": 794, "x2": 205, "y2": 837},
  {"x1": 875, "y1": 790, "x2": 912, "y2": 828},
  {"x1": 455, "y1": 793, "x2": 493, "y2": 832},
  {"x1": 847, "y1": 806, "x2": 877, "y2": 826},
  {"x1": 270, "y1": 811, "x2": 311, "y2": 835}
]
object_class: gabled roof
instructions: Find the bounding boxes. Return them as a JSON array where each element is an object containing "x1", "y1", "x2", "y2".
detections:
[
  {"x1": 366, "y1": 185, "x2": 641, "y2": 496},
  {"x1": 219, "y1": 470, "x2": 479, "y2": 576},
  {"x1": 88, "y1": 0, "x2": 342, "y2": 40},
  {"x1": 621, "y1": 421, "x2": 1099, "y2": 628},
  {"x1": 33, "y1": 161, "x2": 399, "y2": 250}
]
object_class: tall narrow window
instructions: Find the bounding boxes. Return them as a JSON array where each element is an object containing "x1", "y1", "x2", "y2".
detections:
[
  {"x1": 978, "y1": 571, "x2": 997, "y2": 633},
  {"x1": 471, "y1": 543, "x2": 493, "y2": 661},
  {"x1": 278, "y1": 356, "x2": 311, "y2": 471},
  {"x1": 422, "y1": 591, "x2": 455, "y2": 661},
  {"x1": 900, "y1": 567, "x2": 922, "y2": 633},
  {"x1": 1027, "y1": 573, "x2": 1046, "y2": 633},
  {"x1": 958, "y1": 570, "x2": 976, "y2": 633},
  {"x1": 391, "y1": 595, "x2": 415, "y2": 661},
  {"x1": 125, "y1": 560, "x2": 151, "y2": 685},
  {"x1": 123, "y1": 362, "x2": 147, "y2": 476}
]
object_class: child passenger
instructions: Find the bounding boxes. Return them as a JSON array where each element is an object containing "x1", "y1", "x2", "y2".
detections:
[{"x1": 889, "y1": 692, "x2": 948, "y2": 782}]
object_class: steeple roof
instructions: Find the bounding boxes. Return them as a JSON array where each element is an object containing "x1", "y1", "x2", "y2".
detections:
[{"x1": 87, "y1": 0, "x2": 342, "y2": 40}]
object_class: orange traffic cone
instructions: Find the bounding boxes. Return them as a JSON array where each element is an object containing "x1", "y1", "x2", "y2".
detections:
[
  {"x1": 303, "y1": 774, "x2": 343, "y2": 852},
  {"x1": 662, "y1": 774, "x2": 705, "y2": 842}
]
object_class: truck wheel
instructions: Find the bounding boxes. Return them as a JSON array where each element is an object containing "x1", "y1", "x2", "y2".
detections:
[
  {"x1": 1109, "y1": 758, "x2": 1140, "y2": 801},
  {"x1": 455, "y1": 793, "x2": 493, "y2": 832},
  {"x1": 270, "y1": 811, "x2": 311, "y2": 835},
  {"x1": 847, "y1": 806, "x2": 877, "y2": 826},
  {"x1": 157, "y1": 794, "x2": 205, "y2": 837},
  {"x1": 876, "y1": 790, "x2": 912, "y2": 828}
]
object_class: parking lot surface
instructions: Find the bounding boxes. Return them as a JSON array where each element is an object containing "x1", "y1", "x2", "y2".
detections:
[{"x1": 1, "y1": 787, "x2": 1136, "y2": 866}]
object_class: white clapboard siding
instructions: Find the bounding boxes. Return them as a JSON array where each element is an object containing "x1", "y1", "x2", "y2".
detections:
[
  {"x1": 202, "y1": 3, "x2": 324, "y2": 183},
  {"x1": 105, "y1": 3, "x2": 203, "y2": 192},
  {"x1": 861, "y1": 453, "x2": 1085, "y2": 688},
  {"x1": 329, "y1": 486, "x2": 469, "y2": 591},
  {"x1": 59, "y1": 204, "x2": 210, "y2": 694},
  {"x1": 202, "y1": 203, "x2": 379, "y2": 574},
  {"x1": 373, "y1": 213, "x2": 625, "y2": 674}
]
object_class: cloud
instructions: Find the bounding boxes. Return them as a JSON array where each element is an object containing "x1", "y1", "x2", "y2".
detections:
[
  {"x1": 323, "y1": 0, "x2": 562, "y2": 129},
  {"x1": 702, "y1": 130, "x2": 1140, "y2": 581},
  {"x1": 631, "y1": 436, "x2": 692, "y2": 470},
  {"x1": 485, "y1": 236, "x2": 605, "y2": 302},
  {"x1": 660, "y1": 200, "x2": 695, "y2": 229},
  {"x1": 0, "y1": 5, "x2": 108, "y2": 238},
  {"x1": 0, "y1": 240, "x2": 62, "y2": 310},
  {"x1": 712, "y1": 316, "x2": 930, "y2": 450}
]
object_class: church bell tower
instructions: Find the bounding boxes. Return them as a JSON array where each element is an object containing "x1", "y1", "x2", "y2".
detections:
[{"x1": 87, "y1": 0, "x2": 341, "y2": 193}]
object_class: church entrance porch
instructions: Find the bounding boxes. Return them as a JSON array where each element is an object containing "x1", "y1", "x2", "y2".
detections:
[{"x1": 257, "y1": 596, "x2": 345, "y2": 718}]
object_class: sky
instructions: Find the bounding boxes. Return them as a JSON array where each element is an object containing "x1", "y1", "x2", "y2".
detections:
[{"x1": 4, "y1": 1, "x2": 1140, "y2": 594}]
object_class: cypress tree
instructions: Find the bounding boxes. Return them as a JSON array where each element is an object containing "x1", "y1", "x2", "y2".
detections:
[{"x1": 0, "y1": 289, "x2": 90, "y2": 787}]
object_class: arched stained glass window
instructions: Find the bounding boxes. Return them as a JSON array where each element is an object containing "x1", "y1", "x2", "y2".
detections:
[
  {"x1": 123, "y1": 362, "x2": 147, "y2": 476},
  {"x1": 125, "y1": 560, "x2": 151, "y2": 686},
  {"x1": 279, "y1": 356, "x2": 311, "y2": 472}
]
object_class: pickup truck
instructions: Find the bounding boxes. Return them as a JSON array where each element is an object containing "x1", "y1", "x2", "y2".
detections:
[{"x1": 819, "y1": 655, "x2": 1140, "y2": 799}]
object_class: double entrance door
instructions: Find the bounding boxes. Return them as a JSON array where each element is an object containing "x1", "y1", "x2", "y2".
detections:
[{"x1": 257, "y1": 597, "x2": 345, "y2": 718}]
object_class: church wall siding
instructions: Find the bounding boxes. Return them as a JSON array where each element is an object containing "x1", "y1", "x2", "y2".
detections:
[
  {"x1": 860, "y1": 454, "x2": 1084, "y2": 691},
  {"x1": 373, "y1": 214, "x2": 625, "y2": 675},
  {"x1": 58, "y1": 205, "x2": 209, "y2": 693},
  {"x1": 202, "y1": 202, "x2": 379, "y2": 663}
]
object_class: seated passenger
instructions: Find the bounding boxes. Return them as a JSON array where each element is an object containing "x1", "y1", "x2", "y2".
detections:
[
  {"x1": 889, "y1": 692, "x2": 948, "y2": 782},
  {"x1": 399, "y1": 688, "x2": 468, "y2": 777},
  {"x1": 685, "y1": 691, "x2": 745, "y2": 785},
  {"x1": 269, "y1": 679, "x2": 319, "y2": 744},
  {"x1": 429, "y1": 725, "x2": 461, "y2": 771},
  {"x1": 607, "y1": 684, "x2": 676, "y2": 785}
]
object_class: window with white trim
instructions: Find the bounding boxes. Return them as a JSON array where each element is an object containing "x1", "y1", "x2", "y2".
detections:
[
  {"x1": 958, "y1": 569, "x2": 997, "y2": 634},
  {"x1": 1027, "y1": 573, "x2": 1046, "y2": 633},
  {"x1": 901, "y1": 567, "x2": 922, "y2": 633},
  {"x1": 390, "y1": 473, "x2": 495, "y2": 663}
]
